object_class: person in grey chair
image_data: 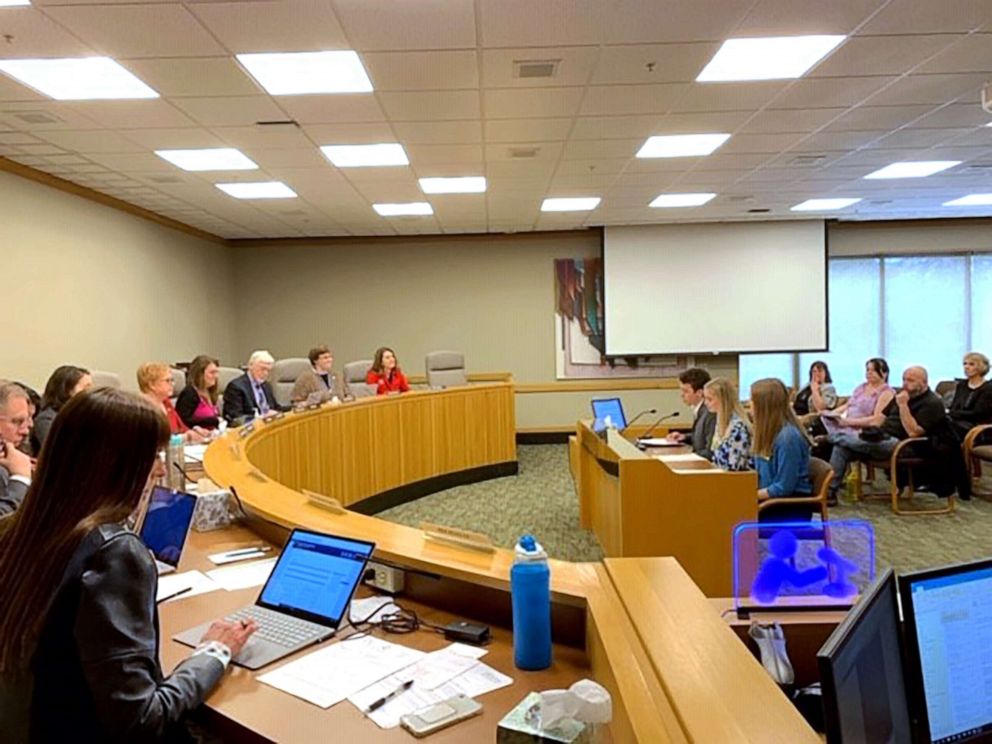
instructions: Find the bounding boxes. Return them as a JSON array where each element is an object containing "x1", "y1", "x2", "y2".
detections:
[
  {"x1": 666, "y1": 368, "x2": 717, "y2": 459},
  {"x1": 0, "y1": 382, "x2": 34, "y2": 517},
  {"x1": 31, "y1": 365, "x2": 92, "y2": 453},
  {"x1": 290, "y1": 346, "x2": 351, "y2": 404},
  {"x1": 222, "y1": 350, "x2": 288, "y2": 424}
]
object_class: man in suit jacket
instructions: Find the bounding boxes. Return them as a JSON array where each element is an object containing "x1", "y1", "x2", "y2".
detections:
[
  {"x1": 666, "y1": 368, "x2": 717, "y2": 460},
  {"x1": 0, "y1": 382, "x2": 34, "y2": 516},
  {"x1": 291, "y1": 346, "x2": 352, "y2": 404},
  {"x1": 222, "y1": 351, "x2": 288, "y2": 424}
]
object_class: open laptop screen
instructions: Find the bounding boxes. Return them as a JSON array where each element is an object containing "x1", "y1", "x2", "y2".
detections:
[
  {"x1": 258, "y1": 529, "x2": 375, "y2": 628},
  {"x1": 139, "y1": 487, "x2": 197, "y2": 569},
  {"x1": 591, "y1": 397, "x2": 627, "y2": 433}
]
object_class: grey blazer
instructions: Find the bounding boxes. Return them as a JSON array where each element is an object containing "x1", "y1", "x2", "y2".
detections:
[
  {"x1": 0, "y1": 465, "x2": 28, "y2": 517},
  {"x1": 685, "y1": 405, "x2": 717, "y2": 460}
]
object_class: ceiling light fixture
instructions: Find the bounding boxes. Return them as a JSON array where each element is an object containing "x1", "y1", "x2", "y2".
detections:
[
  {"x1": 791, "y1": 197, "x2": 862, "y2": 211},
  {"x1": 697, "y1": 35, "x2": 846, "y2": 82},
  {"x1": 419, "y1": 176, "x2": 486, "y2": 194},
  {"x1": 155, "y1": 148, "x2": 258, "y2": 171},
  {"x1": 541, "y1": 197, "x2": 601, "y2": 212},
  {"x1": 864, "y1": 161, "x2": 960, "y2": 179},
  {"x1": 649, "y1": 193, "x2": 716, "y2": 208},
  {"x1": 636, "y1": 133, "x2": 730, "y2": 158},
  {"x1": 216, "y1": 181, "x2": 296, "y2": 199},
  {"x1": 236, "y1": 51, "x2": 373, "y2": 95},
  {"x1": 0, "y1": 0, "x2": 31, "y2": 6},
  {"x1": 321, "y1": 143, "x2": 408, "y2": 168},
  {"x1": 943, "y1": 194, "x2": 992, "y2": 206},
  {"x1": 373, "y1": 202, "x2": 433, "y2": 216},
  {"x1": 0, "y1": 57, "x2": 158, "y2": 100}
]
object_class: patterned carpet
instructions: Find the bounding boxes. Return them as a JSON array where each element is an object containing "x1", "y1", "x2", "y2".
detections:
[{"x1": 379, "y1": 445, "x2": 992, "y2": 574}]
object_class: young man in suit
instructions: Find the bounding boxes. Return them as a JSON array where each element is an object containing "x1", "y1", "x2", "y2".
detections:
[
  {"x1": 0, "y1": 382, "x2": 34, "y2": 516},
  {"x1": 290, "y1": 346, "x2": 351, "y2": 404},
  {"x1": 222, "y1": 350, "x2": 288, "y2": 424},
  {"x1": 666, "y1": 367, "x2": 717, "y2": 459}
]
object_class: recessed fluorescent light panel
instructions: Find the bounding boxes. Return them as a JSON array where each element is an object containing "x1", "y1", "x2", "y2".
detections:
[
  {"x1": 155, "y1": 148, "x2": 257, "y2": 172},
  {"x1": 0, "y1": 57, "x2": 157, "y2": 100},
  {"x1": 697, "y1": 35, "x2": 846, "y2": 82},
  {"x1": 216, "y1": 181, "x2": 296, "y2": 199},
  {"x1": 541, "y1": 197, "x2": 601, "y2": 212},
  {"x1": 321, "y1": 143, "x2": 408, "y2": 168},
  {"x1": 236, "y1": 51, "x2": 372, "y2": 95},
  {"x1": 943, "y1": 194, "x2": 992, "y2": 206},
  {"x1": 649, "y1": 193, "x2": 716, "y2": 208},
  {"x1": 636, "y1": 133, "x2": 730, "y2": 158},
  {"x1": 0, "y1": 0, "x2": 31, "y2": 6},
  {"x1": 864, "y1": 161, "x2": 960, "y2": 179},
  {"x1": 791, "y1": 197, "x2": 862, "y2": 211},
  {"x1": 419, "y1": 176, "x2": 487, "y2": 194},
  {"x1": 373, "y1": 202, "x2": 433, "y2": 216}
]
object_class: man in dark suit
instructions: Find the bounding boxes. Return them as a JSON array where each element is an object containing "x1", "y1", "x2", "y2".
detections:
[
  {"x1": 666, "y1": 368, "x2": 717, "y2": 460},
  {"x1": 222, "y1": 351, "x2": 288, "y2": 424},
  {"x1": 0, "y1": 381, "x2": 34, "y2": 516}
]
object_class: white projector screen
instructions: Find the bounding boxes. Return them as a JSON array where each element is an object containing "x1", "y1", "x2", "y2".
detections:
[{"x1": 604, "y1": 221, "x2": 827, "y2": 355}]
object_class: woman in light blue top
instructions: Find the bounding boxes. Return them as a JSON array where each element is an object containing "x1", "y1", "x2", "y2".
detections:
[
  {"x1": 703, "y1": 377, "x2": 752, "y2": 472},
  {"x1": 751, "y1": 378, "x2": 813, "y2": 505}
]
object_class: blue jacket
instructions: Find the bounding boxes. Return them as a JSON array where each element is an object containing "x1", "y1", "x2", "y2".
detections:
[{"x1": 755, "y1": 424, "x2": 812, "y2": 498}]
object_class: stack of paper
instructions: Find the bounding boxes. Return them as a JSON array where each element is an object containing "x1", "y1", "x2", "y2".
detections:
[
  {"x1": 206, "y1": 557, "x2": 276, "y2": 591},
  {"x1": 156, "y1": 571, "x2": 220, "y2": 603},
  {"x1": 184, "y1": 444, "x2": 208, "y2": 463}
]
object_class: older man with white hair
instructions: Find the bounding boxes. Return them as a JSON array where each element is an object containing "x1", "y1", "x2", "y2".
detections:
[
  {"x1": 0, "y1": 381, "x2": 34, "y2": 516},
  {"x1": 222, "y1": 351, "x2": 287, "y2": 424}
]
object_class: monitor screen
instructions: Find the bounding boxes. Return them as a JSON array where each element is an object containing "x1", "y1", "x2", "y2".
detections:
[
  {"x1": 817, "y1": 569, "x2": 912, "y2": 744},
  {"x1": 900, "y1": 559, "x2": 992, "y2": 744},
  {"x1": 258, "y1": 529, "x2": 375, "y2": 627},
  {"x1": 591, "y1": 397, "x2": 626, "y2": 433},
  {"x1": 139, "y1": 487, "x2": 197, "y2": 568}
]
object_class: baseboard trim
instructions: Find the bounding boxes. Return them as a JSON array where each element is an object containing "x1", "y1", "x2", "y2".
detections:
[{"x1": 516, "y1": 431, "x2": 572, "y2": 445}]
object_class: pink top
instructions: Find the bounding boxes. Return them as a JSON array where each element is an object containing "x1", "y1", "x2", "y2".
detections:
[
  {"x1": 192, "y1": 397, "x2": 220, "y2": 428},
  {"x1": 823, "y1": 382, "x2": 892, "y2": 436}
]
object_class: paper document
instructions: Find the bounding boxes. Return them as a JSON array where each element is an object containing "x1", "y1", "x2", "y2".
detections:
[
  {"x1": 349, "y1": 648, "x2": 509, "y2": 729},
  {"x1": 207, "y1": 548, "x2": 272, "y2": 565},
  {"x1": 401, "y1": 643, "x2": 487, "y2": 690},
  {"x1": 653, "y1": 453, "x2": 707, "y2": 463},
  {"x1": 349, "y1": 596, "x2": 401, "y2": 624},
  {"x1": 184, "y1": 444, "x2": 208, "y2": 463},
  {"x1": 206, "y1": 557, "x2": 276, "y2": 591},
  {"x1": 258, "y1": 636, "x2": 425, "y2": 709},
  {"x1": 637, "y1": 437, "x2": 683, "y2": 447},
  {"x1": 156, "y1": 571, "x2": 220, "y2": 603}
]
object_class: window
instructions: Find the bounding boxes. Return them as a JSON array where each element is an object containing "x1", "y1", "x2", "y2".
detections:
[{"x1": 739, "y1": 353, "x2": 794, "y2": 398}]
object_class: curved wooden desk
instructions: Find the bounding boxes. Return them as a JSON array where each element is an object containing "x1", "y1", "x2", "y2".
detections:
[{"x1": 191, "y1": 383, "x2": 817, "y2": 743}]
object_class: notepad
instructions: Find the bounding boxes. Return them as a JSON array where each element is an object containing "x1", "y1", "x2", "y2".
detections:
[
  {"x1": 155, "y1": 570, "x2": 220, "y2": 603},
  {"x1": 638, "y1": 437, "x2": 683, "y2": 447},
  {"x1": 205, "y1": 557, "x2": 276, "y2": 591}
]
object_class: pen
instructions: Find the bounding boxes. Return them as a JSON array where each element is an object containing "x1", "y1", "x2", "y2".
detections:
[
  {"x1": 157, "y1": 586, "x2": 192, "y2": 604},
  {"x1": 366, "y1": 679, "x2": 414, "y2": 713},
  {"x1": 224, "y1": 547, "x2": 272, "y2": 558}
]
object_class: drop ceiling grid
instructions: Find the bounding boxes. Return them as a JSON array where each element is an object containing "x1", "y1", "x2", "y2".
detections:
[{"x1": 0, "y1": 1, "x2": 986, "y2": 236}]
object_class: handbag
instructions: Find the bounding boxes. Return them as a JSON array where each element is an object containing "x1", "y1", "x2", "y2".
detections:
[{"x1": 859, "y1": 426, "x2": 886, "y2": 442}]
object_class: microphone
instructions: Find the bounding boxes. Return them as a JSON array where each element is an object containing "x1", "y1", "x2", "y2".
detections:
[
  {"x1": 637, "y1": 411, "x2": 680, "y2": 441},
  {"x1": 621, "y1": 408, "x2": 657, "y2": 432}
]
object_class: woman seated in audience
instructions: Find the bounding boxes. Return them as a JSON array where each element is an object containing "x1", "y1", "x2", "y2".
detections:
[
  {"x1": 30, "y1": 365, "x2": 92, "y2": 453},
  {"x1": 366, "y1": 347, "x2": 410, "y2": 395},
  {"x1": 175, "y1": 355, "x2": 222, "y2": 431},
  {"x1": 137, "y1": 362, "x2": 206, "y2": 443},
  {"x1": 821, "y1": 357, "x2": 895, "y2": 440},
  {"x1": 0, "y1": 388, "x2": 257, "y2": 740},
  {"x1": 703, "y1": 377, "x2": 752, "y2": 471},
  {"x1": 751, "y1": 378, "x2": 813, "y2": 504},
  {"x1": 948, "y1": 352, "x2": 992, "y2": 441},
  {"x1": 792, "y1": 361, "x2": 838, "y2": 437}
]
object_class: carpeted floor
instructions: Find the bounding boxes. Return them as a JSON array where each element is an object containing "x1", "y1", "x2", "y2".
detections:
[{"x1": 379, "y1": 444, "x2": 992, "y2": 574}]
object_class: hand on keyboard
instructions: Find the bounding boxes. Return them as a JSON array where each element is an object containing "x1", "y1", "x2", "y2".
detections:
[{"x1": 201, "y1": 617, "x2": 259, "y2": 656}]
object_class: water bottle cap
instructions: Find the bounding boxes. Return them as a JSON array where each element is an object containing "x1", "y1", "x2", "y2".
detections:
[
  {"x1": 515, "y1": 534, "x2": 547, "y2": 560},
  {"x1": 170, "y1": 434, "x2": 184, "y2": 445},
  {"x1": 520, "y1": 534, "x2": 536, "y2": 551}
]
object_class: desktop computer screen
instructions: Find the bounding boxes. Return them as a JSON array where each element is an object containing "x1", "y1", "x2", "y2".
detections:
[
  {"x1": 900, "y1": 559, "x2": 992, "y2": 744},
  {"x1": 817, "y1": 568, "x2": 913, "y2": 744},
  {"x1": 591, "y1": 397, "x2": 626, "y2": 433}
]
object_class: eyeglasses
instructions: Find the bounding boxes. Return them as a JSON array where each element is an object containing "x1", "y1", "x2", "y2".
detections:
[{"x1": 0, "y1": 416, "x2": 31, "y2": 428}]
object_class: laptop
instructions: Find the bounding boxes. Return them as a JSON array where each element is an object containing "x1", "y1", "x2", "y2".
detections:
[
  {"x1": 591, "y1": 397, "x2": 627, "y2": 433},
  {"x1": 137, "y1": 486, "x2": 197, "y2": 575},
  {"x1": 174, "y1": 528, "x2": 375, "y2": 670}
]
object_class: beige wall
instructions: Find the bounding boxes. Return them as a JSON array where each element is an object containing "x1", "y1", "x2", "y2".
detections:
[
  {"x1": 829, "y1": 218, "x2": 992, "y2": 256},
  {"x1": 1, "y1": 170, "x2": 237, "y2": 392}
]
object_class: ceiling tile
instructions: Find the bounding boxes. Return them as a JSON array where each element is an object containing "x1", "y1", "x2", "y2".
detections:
[
  {"x1": 302, "y1": 122, "x2": 394, "y2": 144},
  {"x1": 122, "y1": 127, "x2": 225, "y2": 149},
  {"x1": 172, "y1": 96, "x2": 289, "y2": 127},
  {"x1": 738, "y1": 107, "x2": 846, "y2": 134},
  {"x1": 569, "y1": 115, "x2": 662, "y2": 140},
  {"x1": 43, "y1": 5, "x2": 225, "y2": 57},
  {"x1": 605, "y1": 0, "x2": 752, "y2": 44},
  {"x1": 874, "y1": 127, "x2": 970, "y2": 149},
  {"x1": 482, "y1": 47, "x2": 599, "y2": 88},
  {"x1": 736, "y1": 0, "x2": 884, "y2": 36},
  {"x1": 334, "y1": 0, "x2": 476, "y2": 50},
  {"x1": 406, "y1": 143, "x2": 483, "y2": 165},
  {"x1": 917, "y1": 34, "x2": 992, "y2": 73},
  {"x1": 561, "y1": 138, "x2": 638, "y2": 160},
  {"x1": 591, "y1": 43, "x2": 720, "y2": 85},
  {"x1": 865, "y1": 72, "x2": 989, "y2": 106},
  {"x1": 275, "y1": 94, "x2": 384, "y2": 124},
  {"x1": 483, "y1": 88, "x2": 584, "y2": 119},
  {"x1": 484, "y1": 141, "x2": 563, "y2": 162},
  {"x1": 364, "y1": 51, "x2": 478, "y2": 91},
  {"x1": 581, "y1": 84, "x2": 688, "y2": 117},
  {"x1": 121, "y1": 58, "x2": 261, "y2": 98},
  {"x1": 812, "y1": 35, "x2": 962, "y2": 78},
  {"x1": 64, "y1": 100, "x2": 195, "y2": 129},
  {"x1": 392, "y1": 120, "x2": 483, "y2": 145},
  {"x1": 485, "y1": 118, "x2": 573, "y2": 142},
  {"x1": 189, "y1": 0, "x2": 348, "y2": 53},
  {"x1": 0, "y1": 74, "x2": 47, "y2": 103},
  {"x1": 769, "y1": 76, "x2": 896, "y2": 110},
  {"x1": 0, "y1": 7, "x2": 94, "y2": 56},
  {"x1": 821, "y1": 104, "x2": 933, "y2": 132},
  {"x1": 84, "y1": 151, "x2": 176, "y2": 172},
  {"x1": 34, "y1": 129, "x2": 145, "y2": 154},
  {"x1": 479, "y1": 0, "x2": 608, "y2": 47},
  {"x1": 212, "y1": 124, "x2": 312, "y2": 150},
  {"x1": 555, "y1": 158, "x2": 629, "y2": 175},
  {"x1": 678, "y1": 80, "x2": 788, "y2": 113},
  {"x1": 243, "y1": 148, "x2": 326, "y2": 168},
  {"x1": 378, "y1": 91, "x2": 481, "y2": 121},
  {"x1": 860, "y1": 0, "x2": 992, "y2": 34}
]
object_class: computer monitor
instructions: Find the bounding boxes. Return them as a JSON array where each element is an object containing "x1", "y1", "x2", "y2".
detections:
[
  {"x1": 817, "y1": 568, "x2": 913, "y2": 744},
  {"x1": 900, "y1": 558, "x2": 992, "y2": 744},
  {"x1": 591, "y1": 397, "x2": 627, "y2": 433}
]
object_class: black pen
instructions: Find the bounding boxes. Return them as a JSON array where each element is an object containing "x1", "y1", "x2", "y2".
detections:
[
  {"x1": 157, "y1": 586, "x2": 192, "y2": 604},
  {"x1": 366, "y1": 679, "x2": 414, "y2": 713}
]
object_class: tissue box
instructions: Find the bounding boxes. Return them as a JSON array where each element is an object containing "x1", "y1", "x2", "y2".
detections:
[
  {"x1": 192, "y1": 488, "x2": 233, "y2": 532},
  {"x1": 497, "y1": 693, "x2": 591, "y2": 744}
]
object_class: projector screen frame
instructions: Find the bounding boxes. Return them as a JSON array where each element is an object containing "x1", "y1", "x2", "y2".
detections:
[{"x1": 599, "y1": 220, "x2": 830, "y2": 357}]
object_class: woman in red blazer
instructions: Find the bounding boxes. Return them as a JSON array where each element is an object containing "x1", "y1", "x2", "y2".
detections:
[{"x1": 366, "y1": 347, "x2": 410, "y2": 395}]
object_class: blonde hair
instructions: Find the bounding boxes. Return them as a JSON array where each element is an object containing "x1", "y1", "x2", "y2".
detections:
[
  {"x1": 964, "y1": 352, "x2": 990, "y2": 376},
  {"x1": 135, "y1": 362, "x2": 170, "y2": 393},
  {"x1": 750, "y1": 378, "x2": 806, "y2": 458},
  {"x1": 705, "y1": 377, "x2": 750, "y2": 442}
]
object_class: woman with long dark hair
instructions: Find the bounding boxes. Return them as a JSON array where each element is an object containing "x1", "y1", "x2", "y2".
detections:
[
  {"x1": 0, "y1": 388, "x2": 256, "y2": 741},
  {"x1": 30, "y1": 365, "x2": 91, "y2": 453},
  {"x1": 175, "y1": 355, "x2": 222, "y2": 430},
  {"x1": 366, "y1": 346, "x2": 410, "y2": 395}
]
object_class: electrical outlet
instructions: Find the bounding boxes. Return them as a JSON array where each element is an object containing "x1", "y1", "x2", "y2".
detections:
[{"x1": 365, "y1": 561, "x2": 405, "y2": 594}]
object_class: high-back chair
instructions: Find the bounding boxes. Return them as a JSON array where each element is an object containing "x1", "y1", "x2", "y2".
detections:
[
  {"x1": 344, "y1": 360, "x2": 376, "y2": 398},
  {"x1": 271, "y1": 358, "x2": 309, "y2": 408},
  {"x1": 425, "y1": 351, "x2": 466, "y2": 388},
  {"x1": 89, "y1": 370, "x2": 121, "y2": 389}
]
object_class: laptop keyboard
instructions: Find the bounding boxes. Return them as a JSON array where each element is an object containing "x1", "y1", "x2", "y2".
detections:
[{"x1": 226, "y1": 605, "x2": 330, "y2": 648}]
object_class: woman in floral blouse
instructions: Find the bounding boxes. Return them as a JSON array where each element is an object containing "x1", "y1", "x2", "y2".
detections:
[{"x1": 703, "y1": 377, "x2": 753, "y2": 471}]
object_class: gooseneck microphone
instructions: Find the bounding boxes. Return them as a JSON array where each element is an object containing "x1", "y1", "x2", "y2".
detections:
[
  {"x1": 637, "y1": 411, "x2": 680, "y2": 441},
  {"x1": 621, "y1": 408, "x2": 657, "y2": 432}
]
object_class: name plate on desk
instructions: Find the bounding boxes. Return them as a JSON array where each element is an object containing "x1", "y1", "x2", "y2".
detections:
[
  {"x1": 422, "y1": 522, "x2": 495, "y2": 553},
  {"x1": 237, "y1": 423, "x2": 255, "y2": 438},
  {"x1": 303, "y1": 489, "x2": 345, "y2": 515}
]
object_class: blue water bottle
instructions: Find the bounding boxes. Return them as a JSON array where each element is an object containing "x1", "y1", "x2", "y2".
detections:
[{"x1": 511, "y1": 534, "x2": 552, "y2": 670}]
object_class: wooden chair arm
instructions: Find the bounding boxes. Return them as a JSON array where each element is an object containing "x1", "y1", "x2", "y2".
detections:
[
  {"x1": 757, "y1": 495, "x2": 825, "y2": 511},
  {"x1": 964, "y1": 424, "x2": 992, "y2": 453},
  {"x1": 889, "y1": 437, "x2": 929, "y2": 467}
]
